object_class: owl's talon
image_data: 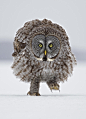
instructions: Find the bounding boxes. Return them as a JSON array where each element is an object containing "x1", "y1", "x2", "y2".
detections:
[
  {"x1": 48, "y1": 82, "x2": 60, "y2": 91},
  {"x1": 27, "y1": 91, "x2": 41, "y2": 96}
]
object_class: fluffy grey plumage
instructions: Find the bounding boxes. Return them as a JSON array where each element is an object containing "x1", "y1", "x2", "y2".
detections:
[{"x1": 12, "y1": 19, "x2": 77, "y2": 96}]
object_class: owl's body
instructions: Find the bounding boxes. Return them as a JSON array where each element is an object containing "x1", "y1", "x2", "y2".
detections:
[{"x1": 12, "y1": 19, "x2": 76, "y2": 96}]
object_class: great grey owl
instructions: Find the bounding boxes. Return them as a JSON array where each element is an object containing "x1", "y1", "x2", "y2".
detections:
[{"x1": 12, "y1": 19, "x2": 77, "y2": 96}]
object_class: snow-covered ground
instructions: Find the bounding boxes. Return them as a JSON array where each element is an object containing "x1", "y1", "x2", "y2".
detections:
[{"x1": 0, "y1": 61, "x2": 86, "y2": 119}]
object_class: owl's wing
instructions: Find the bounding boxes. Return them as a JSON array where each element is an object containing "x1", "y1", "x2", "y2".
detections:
[{"x1": 12, "y1": 39, "x2": 26, "y2": 57}]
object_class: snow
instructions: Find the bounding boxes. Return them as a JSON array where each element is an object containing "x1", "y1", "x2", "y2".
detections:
[
  {"x1": 0, "y1": 61, "x2": 86, "y2": 119},
  {"x1": 0, "y1": 94, "x2": 86, "y2": 119}
]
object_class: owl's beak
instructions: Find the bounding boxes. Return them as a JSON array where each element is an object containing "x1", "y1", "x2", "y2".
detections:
[
  {"x1": 44, "y1": 50, "x2": 47, "y2": 55},
  {"x1": 43, "y1": 50, "x2": 47, "y2": 61}
]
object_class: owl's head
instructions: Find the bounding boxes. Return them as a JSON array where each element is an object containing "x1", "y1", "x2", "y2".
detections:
[
  {"x1": 13, "y1": 19, "x2": 70, "y2": 63},
  {"x1": 31, "y1": 34, "x2": 61, "y2": 61}
]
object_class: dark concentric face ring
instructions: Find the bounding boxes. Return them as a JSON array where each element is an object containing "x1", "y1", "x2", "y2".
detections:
[{"x1": 31, "y1": 33, "x2": 61, "y2": 61}]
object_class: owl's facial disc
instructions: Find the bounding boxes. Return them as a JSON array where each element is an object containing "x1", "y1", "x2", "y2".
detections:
[{"x1": 32, "y1": 34, "x2": 61, "y2": 61}]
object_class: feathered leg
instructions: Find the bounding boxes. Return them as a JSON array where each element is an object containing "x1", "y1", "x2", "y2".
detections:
[{"x1": 27, "y1": 78, "x2": 41, "y2": 96}]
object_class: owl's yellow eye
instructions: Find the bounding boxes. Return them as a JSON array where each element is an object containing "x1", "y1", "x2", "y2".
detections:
[
  {"x1": 49, "y1": 43, "x2": 53, "y2": 48},
  {"x1": 39, "y1": 43, "x2": 43, "y2": 47}
]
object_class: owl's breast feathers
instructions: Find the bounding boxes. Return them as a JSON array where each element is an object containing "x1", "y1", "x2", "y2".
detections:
[{"x1": 29, "y1": 62, "x2": 59, "y2": 82}]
